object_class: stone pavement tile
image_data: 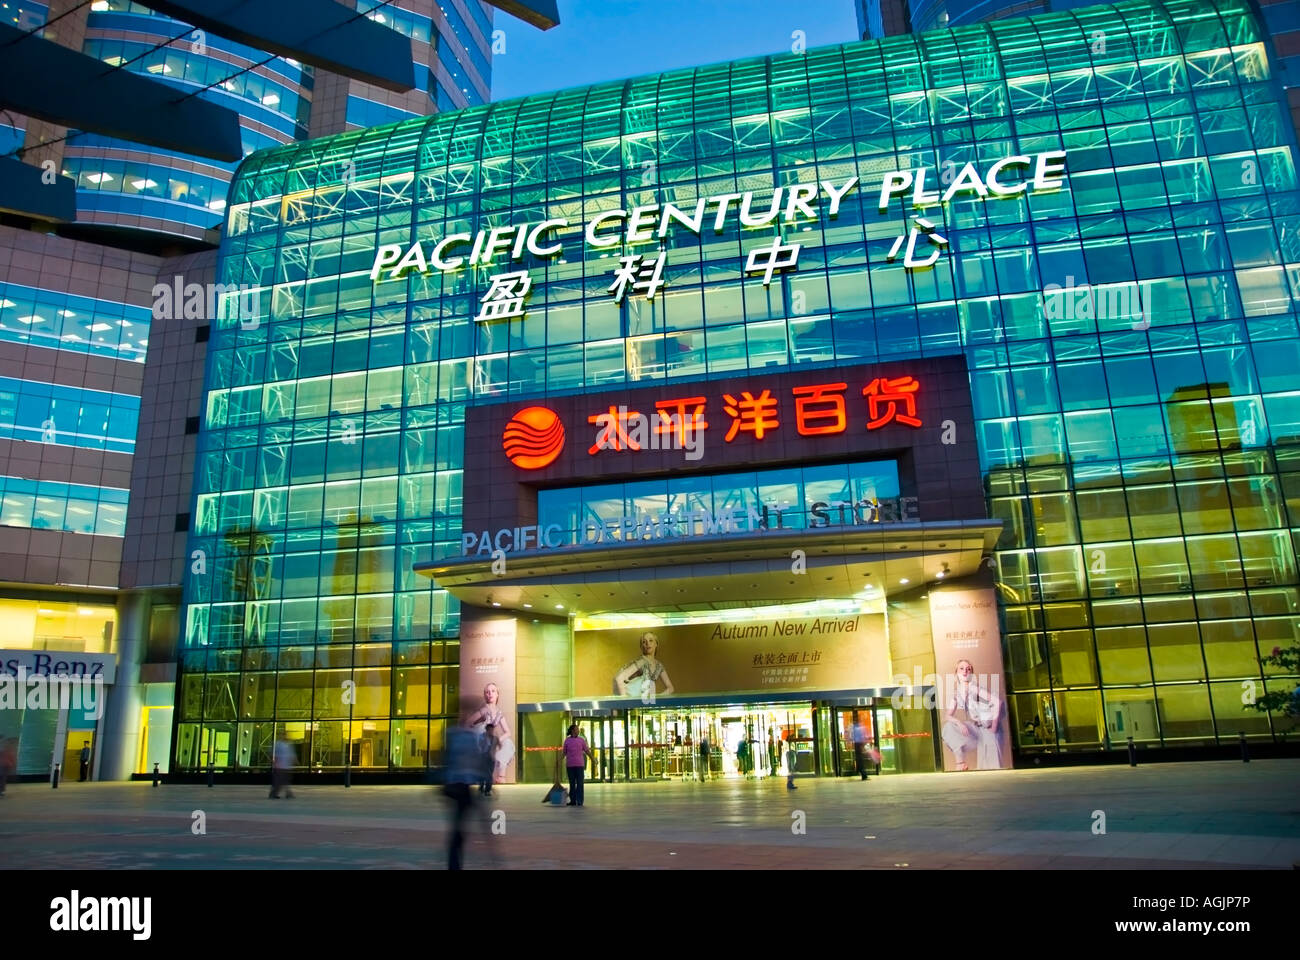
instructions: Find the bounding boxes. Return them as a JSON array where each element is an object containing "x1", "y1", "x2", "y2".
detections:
[{"x1": 3, "y1": 760, "x2": 1297, "y2": 869}]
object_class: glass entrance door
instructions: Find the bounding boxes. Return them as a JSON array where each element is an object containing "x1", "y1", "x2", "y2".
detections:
[
  {"x1": 621, "y1": 704, "x2": 815, "y2": 780},
  {"x1": 874, "y1": 707, "x2": 899, "y2": 773},
  {"x1": 576, "y1": 716, "x2": 627, "y2": 782},
  {"x1": 832, "y1": 707, "x2": 876, "y2": 776}
]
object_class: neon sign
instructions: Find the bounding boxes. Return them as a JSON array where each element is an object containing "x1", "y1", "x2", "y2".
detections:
[
  {"x1": 583, "y1": 375, "x2": 925, "y2": 461},
  {"x1": 502, "y1": 406, "x2": 565, "y2": 469}
]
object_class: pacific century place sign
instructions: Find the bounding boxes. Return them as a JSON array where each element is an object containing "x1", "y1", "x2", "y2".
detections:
[{"x1": 369, "y1": 152, "x2": 1068, "y2": 309}]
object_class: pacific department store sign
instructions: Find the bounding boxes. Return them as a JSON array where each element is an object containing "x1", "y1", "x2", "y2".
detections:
[
  {"x1": 460, "y1": 495, "x2": 922, "y2": 557},
  {"x1": 369, "y1": 152, "x2": 1069, "y2": 314}
]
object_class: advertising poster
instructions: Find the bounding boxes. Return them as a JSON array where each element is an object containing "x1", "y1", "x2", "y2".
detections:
[
  {"x1": 928, "y1": 585, "x2": 1012, "y2": 771},
  {"x1": 574, "y1": 614, "x2": 890, "y2": 700},
  {"x1": 458, "y1": 615, "x2": 518, "y2": 784}
]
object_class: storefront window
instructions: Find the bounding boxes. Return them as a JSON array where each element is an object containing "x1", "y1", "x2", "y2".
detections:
[{"x1": 538, "y1": 459, "x2": 902, "y2": 543}]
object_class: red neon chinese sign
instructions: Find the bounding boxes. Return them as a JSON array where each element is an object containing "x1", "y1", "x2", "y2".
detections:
[
  {"x1": 863, "y1": 375, "x2": 921, "y2": 429},
  {"x1": 502, "y1": 406, "x2": 565, "y2": 469},
  {"x1": 579, "y1": 374, "x2": 924, "y2": 457},
  {"x1": 722, "y1": 390, "x2": 780, "y2": 442},
  {"x1": 792, "y1": 382, "x2": 847, "y2": 436}
]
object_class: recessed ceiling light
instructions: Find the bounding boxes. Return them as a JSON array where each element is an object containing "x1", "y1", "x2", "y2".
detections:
[
  {"x1": 491, "y1": 601, "x2": 500, "y2": 607},
  {"x1": 555, "y1": 603, "x2": 564, "y2": 609},
  {"x1": 900, "y1": 578, "x2": 909, "y2": 585},
  {"x1": 522, "y1": 603, "x2": 531, "y2": 608}
]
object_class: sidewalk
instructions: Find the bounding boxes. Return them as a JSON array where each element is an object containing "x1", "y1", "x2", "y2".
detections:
[{"x1": 1, "y1": 760, "x2": 1297, "y2": 869}]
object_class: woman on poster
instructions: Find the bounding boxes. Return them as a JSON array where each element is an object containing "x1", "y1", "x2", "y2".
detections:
[
  {"x1": 613, "y1": 631, "x2": 675, "y2": 701},
  {"x1": 466, "y1": 681, "x2": 515, "y2": 783},
  {"x1": 940, "y1": 659, "x2": 1005, "y2": 770}
]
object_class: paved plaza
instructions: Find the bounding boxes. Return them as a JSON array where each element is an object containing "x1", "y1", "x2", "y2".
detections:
[{"x1": 1, "y1": 760, "x2": 1297, "y2": 869}]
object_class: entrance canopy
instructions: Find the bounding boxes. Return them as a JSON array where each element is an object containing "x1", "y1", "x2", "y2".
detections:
[
  {"x1": 416, "y1": 519, "x2": 1001, "y2": 617},
  {"x1": 518, "y1": 686, "x2": 932, "y2": 714}
]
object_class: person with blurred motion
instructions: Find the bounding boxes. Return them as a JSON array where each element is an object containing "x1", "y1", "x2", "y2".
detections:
[
  {"x1": 562, "y1": 723, "x2": 595, "y2": 807},
  {"x1": 785, "y1": 734, "x2": 798, "y2": 790},
  {"x1": 851, "y1": 717, "x2": 870, "y2": 781},
  {"x1": 444, "y1": 702, "x2": 483, "y2": 868},
  {"x1": 479, "y1": 722, "x2": 496, "y2": 797},
  {"x1": 0, "y1": 736, "x2": 15, "y2": 795},
  {"x1": 269, "y1": 735, "x2": 296, "y2": 799}
]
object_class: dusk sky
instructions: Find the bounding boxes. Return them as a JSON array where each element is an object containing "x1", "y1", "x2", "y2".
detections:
[{"x1": 490, "y1": 0, "x2": 861, "y2": 102}]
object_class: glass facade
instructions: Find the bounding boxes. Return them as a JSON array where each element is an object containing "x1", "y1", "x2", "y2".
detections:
[
  {"x1": 0, "y1": 599, "x2": 118, "y2": 654},
  {"x1": 64, "y1": 0, "x2": 491, "y2": 241},
  {"x1": 68, "y1": 0, "x2": 314, "y2": 238},
  {"x1": 0, "y1": 281, "x2": 151, "y2": 361},
  {"x1": 537, "y1": 460, "x2": 902, "y2": 540},
  {"x1": 180, "y1": 0, "x2": 1300, "y2": 772}
]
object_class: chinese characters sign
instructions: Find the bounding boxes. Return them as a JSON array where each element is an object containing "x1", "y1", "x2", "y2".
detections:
[
  {"x1": 368, "y1": 152, "x2": 1069, "y2": 308},
  {"x1": 580, "y1": 374, "x2": 923, "y2": 461}
]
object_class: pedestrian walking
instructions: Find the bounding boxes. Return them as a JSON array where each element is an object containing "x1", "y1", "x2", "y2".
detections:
[
  {"x1": 851, "y1": 718, "x2": 870, "y2": 781},
  {"x1": 697, "y1": 733, "x2": 710, "y2": 782},
  {"x1": 785, "y1": 736, "x2": 798, "y2": 790},
  {"x1": 269, "y1": 736, "x2": 296, "y2": 798},
  {"x1": 478, "y1": 722, "x2": 495, "y2": 797},
  {"x1": 443, "y1": 702, "x2": 482, "y2": 869},
  {"x1": 0, "y1": 736, "x2": 15, "y2": 795},
  {"x1": 767, "y1": 733, "x2": 778, "y2": 776},
  {"x1": 737, "y1": 736, "x2": 752, "y2": 776},
  {"x1": 562, "y1": 723, "x2": 594, "y2": 806},
  {"x1": 78, "y1": 742, "x2": 91, "y2": 782}
]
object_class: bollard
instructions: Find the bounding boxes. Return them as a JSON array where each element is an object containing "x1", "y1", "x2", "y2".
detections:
[
  {"x1": 207, "y1": 761, "x2": 214, "y2": 788},
  {"x1": 152, "y1": 762, "x2": 160, "y2": 787},
  {"x1": 1239, "y1": 731, "x2": 1249, "y2": 763},
  {"x1": 344, "y1": 765, "x2": 351, "y2": 788},
  {"x1": 1127, "y1": 736, "x2": 1136, "y2": 766},
  {"x1": 52, "y1": 763, "x2": 60, "y2": 788}
]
